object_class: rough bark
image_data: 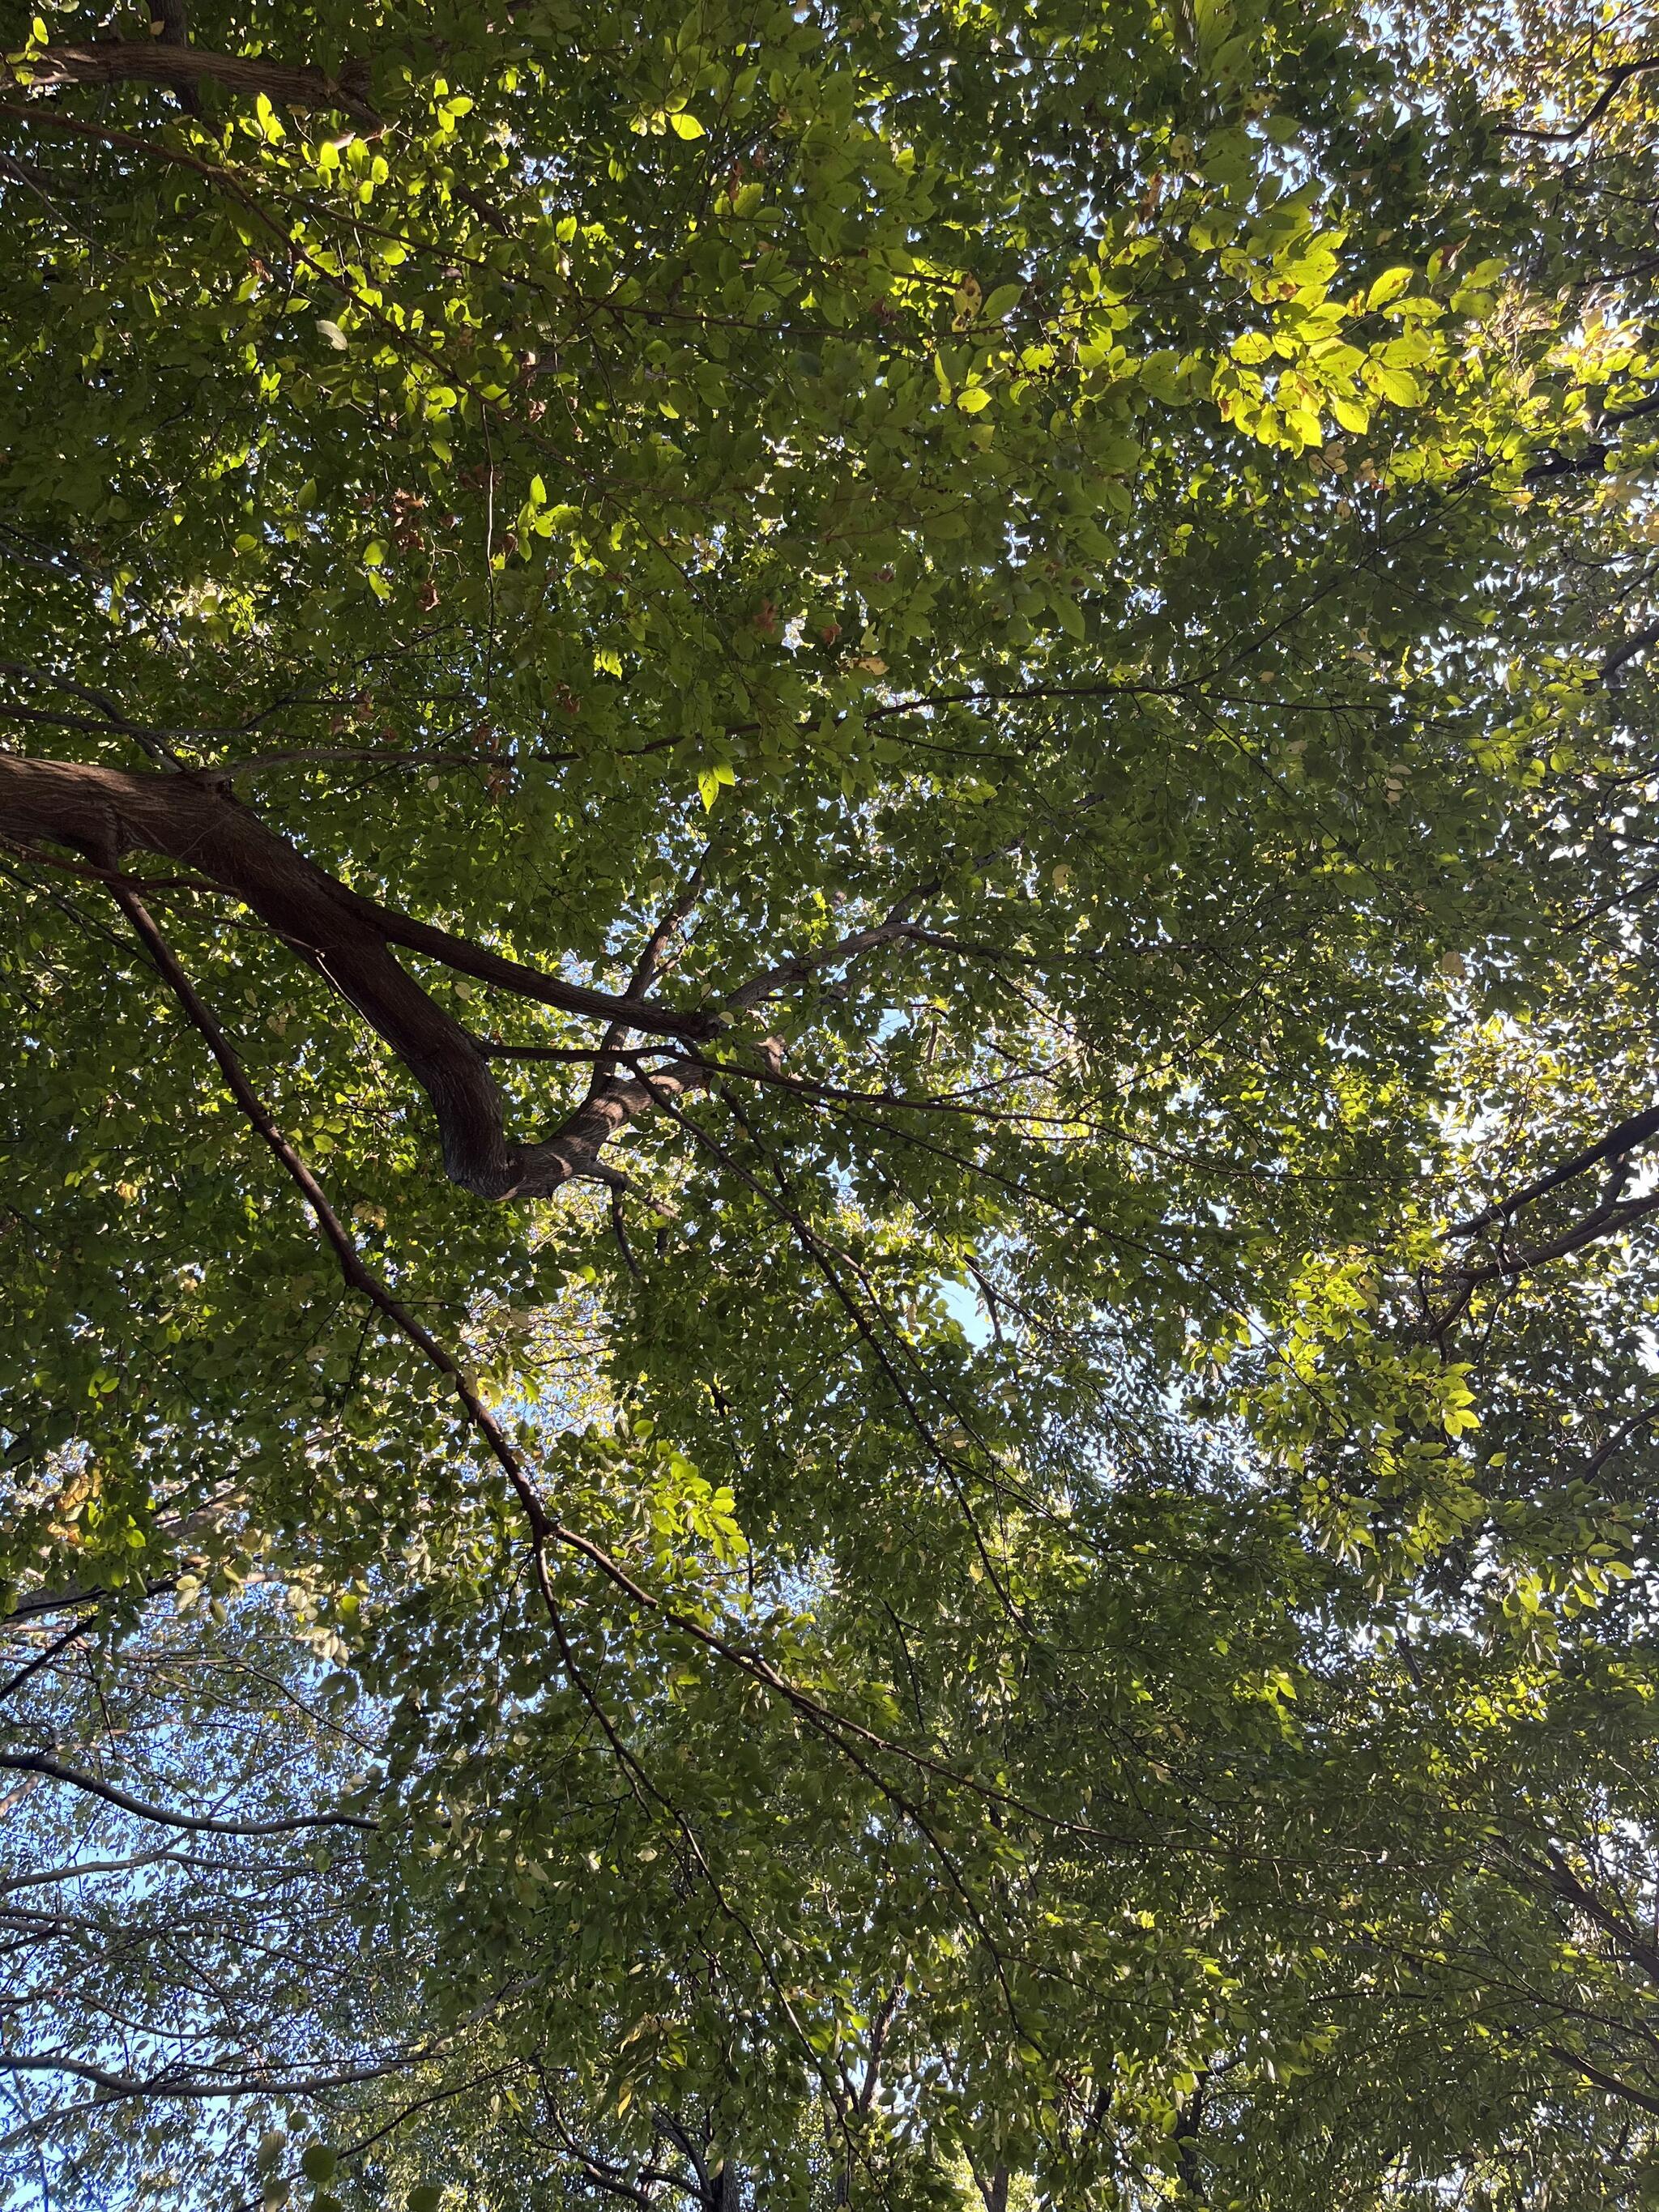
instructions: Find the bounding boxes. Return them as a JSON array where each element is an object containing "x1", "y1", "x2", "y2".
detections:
[
  {"x1": 0, "y1": 752, "x2": 714, "y2": 1200},
  {"x1": 15, "y1": 40, "x2": 381, "y2": 129}
]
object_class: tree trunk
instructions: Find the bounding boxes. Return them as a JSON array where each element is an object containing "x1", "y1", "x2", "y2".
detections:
[{"x1": 975, "y1": 2170, "x2": 1010, "y2": 2212}]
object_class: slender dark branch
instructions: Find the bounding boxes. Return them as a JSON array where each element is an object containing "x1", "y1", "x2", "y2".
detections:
[
  {"x1": 3, "y1": 1575, "x2": 179, "y2": 1625},
  {"x1": 587, "y1": 852, "x2": 710, "y2": 1101},
  {"x1": 724, "y1": 882, "x2": 940, "y2": 1012},
  {"x1": 0, "y1": 1620, "x2": 92, "y2": 1706},
  {"x1": 109, "y1": 885, "x2": 541, "y2": 1454},
  {"x1": 539, "y1": 2099, "x2": 657, "y2": 2207},
  {"x1": 0, "y1": 662, "x2": 188, "y2": 769},
  {"x1": 0, "y1": 1751, "x2": 374, "y2": 1836},
  {"x1": 1499, "y1": 57, "x2": 1659, "y2": 143},
  {"x1": 228, "y1": 2067, "x2": 519, "y2": 2212},
  {"x1": 109, "y1": 889, "x2": 1171, "y2": 1888},
  {"x1": 1545, "y1": 2042, "x2": 1659, "y2": 2118},
  {"x1": 1542, "y1": 1846, "x2": 1659, "y2": 1987},
  {"x1": 477, "y1": 1041, "x2": 611, "y2": 1063},
  {"x1": 1449, "y1": 1102, "x2": 1659, "y2": 1235},
  {"x1": 2, "y1": 837, "x2": 232, "y2": 900},
  {"x1": 0, "y1": 2052, "x2": 418, "y2": 2101}
]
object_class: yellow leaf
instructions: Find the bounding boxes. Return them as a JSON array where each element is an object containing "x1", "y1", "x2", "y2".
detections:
[
  {"x1": 668, "y1": 112, "x2": 706, "y2": 139},
  {"x1": 1378, "y1": 366, "x2": 1424, "y2": 407},
  {"x1": 1366, "y1": 266, "x2": 1413, "y2": 311}
]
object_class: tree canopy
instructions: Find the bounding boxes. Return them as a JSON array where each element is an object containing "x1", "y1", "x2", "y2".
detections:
[{"x1": 6, "y1": 0, "x2": 1659, "y2": 2205}]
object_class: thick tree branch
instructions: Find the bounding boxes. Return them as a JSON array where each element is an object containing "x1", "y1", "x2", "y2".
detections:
[
  {"x1": 0, "y1": 752, "x2": 712, "y2": 1198},
  {"x1": 1444, "y1": 1185, "x2": 1659, "y2": 1289},
  {"x1": 12, "y1": 42, "x2": 381, "y2": 130},
  {"x1": 532, "y1": 1055, "x2": 709, "y2": 1187},
  {"x1": 1603, "y1": 616, "x2": 1659, "y2": 685}
]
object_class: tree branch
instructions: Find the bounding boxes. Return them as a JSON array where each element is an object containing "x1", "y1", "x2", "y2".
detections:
[
  {"x1": 1498, "y1": 57, "x2": 1659, "y2": 144},
  {"x1": 0, "y1": 2051, "x2": 420, "y2": 2101},
  {"x1": 0, "y1": 1620, "x2": 94, "y2": 1706},
  {"x1": 1444, "y1": 1181, "x2": 1659, "y2": 1288},
  {"x1": 112, "y1": 885, "x2": 1149, "y2": 1887},
  {"x1": 12, "y1": 42, "x2": 381, "y2": 131},
  {"x1": 1541, "y1": 1845, "x2": 1659, "y2": 1988},
  {"x1": 0, "y1": 752, "x2": 713, "y2": 1199},
  {"x1": 1449, "y1": 1102, "x2": 1659, "y2": 1235},
  {"x1": 724, "y1": 882, "x2": 940, "y2": 1012},
  {"x1": 0, "y1": 1750, "x2": 374, "y2": 1837},
  {"x1": 1545, "y1": 2041, "x2": 1659, "y2": 2118}
]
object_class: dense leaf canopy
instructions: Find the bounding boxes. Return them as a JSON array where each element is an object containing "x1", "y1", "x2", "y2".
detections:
[{"x1": 6, "y1": 0, "x2": 1659, "y2": 2206}]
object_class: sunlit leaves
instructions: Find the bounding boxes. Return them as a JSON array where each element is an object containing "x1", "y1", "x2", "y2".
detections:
[{"x1": 2, "y1": 0, "x2": 1659, "y2": 2203}]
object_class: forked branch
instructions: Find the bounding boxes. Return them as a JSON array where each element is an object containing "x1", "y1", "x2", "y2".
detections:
[{"x1": 0, "y1": 752, "x2": 713, "y2": 1198}]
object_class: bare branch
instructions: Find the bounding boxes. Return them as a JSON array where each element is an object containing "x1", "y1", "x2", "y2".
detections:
[
  {"x1": 0, "y1": 2051, "x2": 420, "y2": 2101},
  {"x1": 0, "y1": 1620, "x2": 93, "y2": 1706}
]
